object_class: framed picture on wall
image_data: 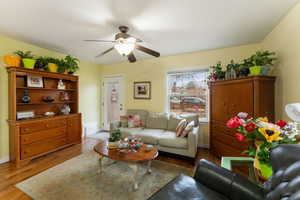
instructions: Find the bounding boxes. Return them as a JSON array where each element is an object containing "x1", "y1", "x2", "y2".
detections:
[
  {"x1": 134, "y1": 81, "x2": 151, "y2": 99},
  {"x1": 27, "y1": 75, "x2": 43, "y2": 88}
]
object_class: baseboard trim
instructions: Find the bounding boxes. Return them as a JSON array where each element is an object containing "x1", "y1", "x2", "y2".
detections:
[
  {"x1": 0, "y1": 157, "x2": 9, "y2": 164},
  {"x1": 198, "y1": 144, "x2": 209, "y2": 149}
]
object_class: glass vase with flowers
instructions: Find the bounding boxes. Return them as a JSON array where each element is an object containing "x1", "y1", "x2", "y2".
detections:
[{"x1": 227, "y1": 112, "x2": 300, "y2": 179}]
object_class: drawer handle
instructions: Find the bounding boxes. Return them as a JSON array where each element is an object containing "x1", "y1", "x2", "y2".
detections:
[{"x1": 45, "y1": 124, "x2": 50, "y2": 128}]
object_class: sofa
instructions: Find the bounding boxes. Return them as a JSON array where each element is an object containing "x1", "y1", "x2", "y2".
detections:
[
  {"x1": 110, "y1": 109, "x2": 200, "y2": 158},
  {"x1": 148, "y1": 144, "x2": 300, "y2": 200}
]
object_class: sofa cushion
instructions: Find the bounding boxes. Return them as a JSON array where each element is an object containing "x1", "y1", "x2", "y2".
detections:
[
  {"x1": 180, "y1": 113, "x2": 199, "y2": 127},
  {"x1": 119, "y1": 128, "x2": 143, "y2": 138},
  {"x1": 159, "y1": 131, "x2": 188, "y2": 149},
  {"x1": 167, "y1": 113, "x2": 183, "y2": 131},
  {"x1": 146, "y1": 113, "x2": 168, "y2": 129},
  {"x1": 134, "y1": 129, "x2": 165, "y2": 144},
  {"x1": 126, "y1": 109, "x2": 149, "y2": 127}
]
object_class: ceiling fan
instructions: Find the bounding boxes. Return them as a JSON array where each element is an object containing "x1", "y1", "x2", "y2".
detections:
[{"x1": 84, "y1": 26, "x2": 160, "y2": 63}]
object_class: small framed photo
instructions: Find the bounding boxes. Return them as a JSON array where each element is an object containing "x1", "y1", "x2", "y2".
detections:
[
  {"x1": 27, "y1": 75, "x2": 43, "y2": 88},
  {"x1": 134, "y1": 81, "x2": 151, "y2": 99}
]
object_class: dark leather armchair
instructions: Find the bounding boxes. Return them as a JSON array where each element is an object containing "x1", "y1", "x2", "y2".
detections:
[{"x1": 148, "y1": 144, "x2": 300, "y2": 200}]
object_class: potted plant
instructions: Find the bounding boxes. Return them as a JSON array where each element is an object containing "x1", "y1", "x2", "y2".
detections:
[
  {"x1": 14, "y1": 51, "x2": 36, "y2": 69},
  {"x1": 64, "y1": 55, "x2": 79, "y2": 74},
  {"x1": 35, "y1": 57, "x2": 49, "y2": 71},
  {"x1": 3, "y1": 54, "x2": 21, "y2": 67},
  {"x1": 246, "y1": 51, "x2": 277, "y2": 75},
  {"x1": 227, "y1": 112, "x2": 299, "y2": 179},
  {"x1": 225, "y1": 60, "x2": 240, "y2": 79},
  {"x1": 56, "y1": 58, "x2": 67, "y2": 74},
  {"x1": 109, "y1": 129, "x2": 121, "y2": 146},
  {"x1": 45, "y1": 57, "x2": 59, "y2": 73},
  {"x1": 208, "y1": 62, "x2": 225, "y2": 81}
]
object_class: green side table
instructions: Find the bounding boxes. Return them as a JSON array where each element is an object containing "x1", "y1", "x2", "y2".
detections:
[{"x1": 221, "y1": 157, "x2": 259, "y2": 184}]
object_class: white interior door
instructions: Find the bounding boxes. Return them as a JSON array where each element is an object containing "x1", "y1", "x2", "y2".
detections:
[{"x1": 102, "y1": 76, "x2": 125, "y2": 130}]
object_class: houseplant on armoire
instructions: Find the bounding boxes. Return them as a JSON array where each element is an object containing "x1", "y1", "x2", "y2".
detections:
[{"x1": 227, "y1": 112, "x2": 300, "y2": 179}]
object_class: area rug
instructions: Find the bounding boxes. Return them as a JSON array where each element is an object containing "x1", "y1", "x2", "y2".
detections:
[{"x1": 16, "y1": 151, "x2": 192, "y2": 200}]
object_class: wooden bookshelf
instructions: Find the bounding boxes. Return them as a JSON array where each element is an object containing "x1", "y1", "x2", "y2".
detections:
[{"x1": 6, "y1": 67, "x2": 82, "y2": 166}]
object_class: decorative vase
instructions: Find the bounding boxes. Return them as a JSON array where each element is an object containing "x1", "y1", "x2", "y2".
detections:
[
  {"x1": 254, "y1": 157, "x2": 273, "y2": 180},
  {"x1": 249, "y1": 66, "x2": 262, "y2": 75},
  {"x1": 261, "y1": 66, "x2": 270, "y2": 75},
  {"x1": 4, "y1": 55, "x2": 21, "y2": 67},
  {"x1": 22, "y1": 90, "x2": 31, "y2": 103},
  {"x1": 254, "y1": 142, "x2": 273, "y2": 180},
  {"x1": 48, "y1": 63, "x2": 58, "y2": 73},
  {"x1": 22, "y1": 58, "x2": 36, "y2": 69}
]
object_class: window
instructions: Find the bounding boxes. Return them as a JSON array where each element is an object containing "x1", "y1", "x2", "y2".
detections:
[{"x1": 167, "y1": 69, "x2": 209, "y2": 121}]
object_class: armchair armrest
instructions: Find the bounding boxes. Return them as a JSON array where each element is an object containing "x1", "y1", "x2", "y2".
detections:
[
  {"x1": 194, "y1": 159, "x2": 264, "y2": 200},
  {"x1": 187, "y1": 126, "x2": 199, "y2": 156}
]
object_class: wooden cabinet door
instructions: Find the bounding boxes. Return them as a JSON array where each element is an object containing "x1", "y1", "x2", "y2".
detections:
[
  {"x1": 211, "y1": 81, "x2": 254, "y2": 122},
  {"x1": 67, "y1": 115, "x2": 82, "y2": 144}
]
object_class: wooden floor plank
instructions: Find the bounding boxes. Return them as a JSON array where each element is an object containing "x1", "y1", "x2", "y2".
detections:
[{"x1": 0, "y1": 138, "x2": 219, "y2": 200}]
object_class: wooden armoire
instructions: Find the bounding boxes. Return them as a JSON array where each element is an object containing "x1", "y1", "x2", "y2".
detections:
[
  {"x1": 209, "y1": 76, "x2": 276, "y2": 157},
  {"x1": 7, "y1": 67, "x2": 82, "y2": 166}
]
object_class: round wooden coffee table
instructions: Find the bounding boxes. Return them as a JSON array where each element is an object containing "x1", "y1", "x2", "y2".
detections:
[{"x1": 94, "y1": 140, "x2": 158, "y2": 190}]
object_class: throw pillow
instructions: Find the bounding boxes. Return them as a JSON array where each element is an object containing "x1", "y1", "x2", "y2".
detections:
[
  {"x1": 128, "y1": 115, "x2": 141, "y2": 128},
  {"x1": 176, "y1": 119, "x2": 187, "y2": 137},
  {"x1": 181, "y1": 121, "x2": 194, "y2": 137}
]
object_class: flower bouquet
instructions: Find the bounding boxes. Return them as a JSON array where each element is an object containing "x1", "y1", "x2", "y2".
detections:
[{"x1": 227, "y1": 112, "x2": 300, "y2": 179}]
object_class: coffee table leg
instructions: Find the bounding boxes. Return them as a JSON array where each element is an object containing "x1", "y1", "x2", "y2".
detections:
[
  {"x1": 147, "y1": 160, "x2": 152, "y2": 174},
  {"x1": 129, "y1": 164, "x2": 139, "y2": 190},
  {"x1": 98, "y1": 156, "x2": 103, "y2": 174}
]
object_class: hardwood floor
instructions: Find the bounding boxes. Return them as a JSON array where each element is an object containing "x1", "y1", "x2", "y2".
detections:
[{"x1": 0, "y1": 138, "x2": 219, "y2": 200}]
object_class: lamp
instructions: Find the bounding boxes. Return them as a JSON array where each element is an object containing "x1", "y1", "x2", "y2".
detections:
[
  {"x1": 285, "y1": 103, "x2": 300, "y2": 131},
  {"x1": 285, "y1": 103, "x2": 300, "y2": 122},
  {"x1": 114, "y1": 37, "x2": 136, "y2": 56}
]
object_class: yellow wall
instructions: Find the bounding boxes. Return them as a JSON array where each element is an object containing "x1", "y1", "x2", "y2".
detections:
[
  {"x1": 0, "y1": 35, "x2": 101, "y2": 160},
  {"x1": 262, "y1": 2, "x2": 300, "y2": 121},
  {"x1": 100, "y1": 43, "x2": 261, "y2": 146}
]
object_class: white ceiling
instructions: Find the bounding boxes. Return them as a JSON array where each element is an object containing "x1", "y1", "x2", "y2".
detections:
[{"x1": 0, "y1": 0, "x2": 299, "y2": 64}]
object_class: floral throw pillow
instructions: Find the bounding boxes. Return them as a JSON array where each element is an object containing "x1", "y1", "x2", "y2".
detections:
[
  {"x1": 128, "y1": 115, "x2": 142, "y2": 128},
  {"x1": 181, "y1": 121, "x2": 194, "y2": 137},
  {"x1": 176, "y1": 119, "x2": 187, "y2": 137}
]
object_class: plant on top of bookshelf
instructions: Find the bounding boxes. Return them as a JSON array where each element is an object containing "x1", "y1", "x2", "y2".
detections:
[
  {"x1": 246, "y1": 50, "x2": 277, "y2": 75},
  {"x1": 14, "y1": 50, "x2": 36, "y2": 69},
  {"x1": 64, "y1": 55, "x2": 80, "y2": 74}
]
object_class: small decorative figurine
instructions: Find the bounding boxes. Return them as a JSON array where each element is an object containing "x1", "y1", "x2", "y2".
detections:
[
  {"x1": 61, "y1": 104, "x2": 71, "y2": 115},
  {"x1": 57, "y1": 79, "x2": 66, "y2": 90},
  {"x1": 22, "y1": 90, "x2": 31, "y2": 103},
  {"x1": 60, "y1": 92, "x2": 70, "y2": 101}
]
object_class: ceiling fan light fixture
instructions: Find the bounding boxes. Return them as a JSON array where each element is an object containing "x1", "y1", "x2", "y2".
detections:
[{"x1": 114, "y1": 37, "x2": 136, "y2": 56}]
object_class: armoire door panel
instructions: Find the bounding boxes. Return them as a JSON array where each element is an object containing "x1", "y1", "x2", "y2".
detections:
[{"x1": 211, "y1": 81, "x2": 254, "y2": 121}]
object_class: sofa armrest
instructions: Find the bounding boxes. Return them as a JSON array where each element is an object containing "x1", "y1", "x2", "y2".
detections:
[
  {"x1": 194, "y1": 159, "x2": 264, "y2": 200},
  {"x1": 187, "y1": 126, "x2": 199, "y2": 156},
  {"x1": 109, "y1": 121, "x2": 121, "y2": 132}
]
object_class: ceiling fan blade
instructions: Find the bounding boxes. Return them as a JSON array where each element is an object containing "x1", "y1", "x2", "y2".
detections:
[
  {"x1": 96, "y1": 47, "x2": 114, "y2": 57},
  {"x1": 136, "y1": 45, "x2": 160, "y2": 57},
  {"x1": 127, "y1": 53, "x2": 137, "y2": 63},
  {"x1": 131, "y1": 36, "x2": 143, "y2": 43},
  {"x1": 84, "y1": 39, "x2": 115, "y2": 43}
]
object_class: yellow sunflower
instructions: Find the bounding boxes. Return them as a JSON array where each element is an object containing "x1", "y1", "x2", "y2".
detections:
[
  {"x1": 258, "y1": 117, "x2": 269, "y2": 122},
  {"x1": 259, "y1": 127, "x2": 282, "y2": 142}
]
